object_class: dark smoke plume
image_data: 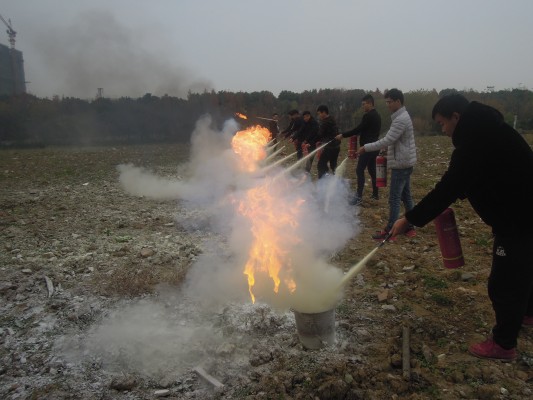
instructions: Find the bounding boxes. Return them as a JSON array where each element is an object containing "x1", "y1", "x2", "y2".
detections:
[{"x1": 32, "y1": 10, "x2": 212, "y2": 98}]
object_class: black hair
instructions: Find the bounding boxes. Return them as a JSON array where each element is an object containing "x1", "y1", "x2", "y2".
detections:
[
  {"x1": 316, "y1": 105, "x2": 329, "y2": 114},
  {"x1": 431, "y1": 94, "x2": 470, "y2": 119},
  {"x1": 302, "y1": 111, "x2": 311, "y2": 116},
  {"x1": 288, "y1": 109, "x2": 299, "y2": 116},
  {"x1": 384, "y1": 88, "x2": 404, "y2": 105},
  {"x1": 362, "y1": 94, "x2": 374, "y2": 105}
]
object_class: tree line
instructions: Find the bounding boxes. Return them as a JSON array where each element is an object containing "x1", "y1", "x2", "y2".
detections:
[{"x1": 1, "y1": 88, "x2": 532, "y2": 147}]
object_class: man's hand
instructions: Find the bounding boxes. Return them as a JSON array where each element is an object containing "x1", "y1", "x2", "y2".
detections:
[
  {"x1": 390, "y1": 217, "x2": 410, "y2": 237},
  {"x1": 357, "y1": 146, "x2": 366, "y2": 155},
  {"x1": 335, "y1": 134, "x2": 343, "y2": 141}
]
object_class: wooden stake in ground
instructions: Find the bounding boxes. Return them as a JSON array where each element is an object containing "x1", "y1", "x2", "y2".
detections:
[{"x1": 402, "y1": 325, "x2": 411, "y2": 381}]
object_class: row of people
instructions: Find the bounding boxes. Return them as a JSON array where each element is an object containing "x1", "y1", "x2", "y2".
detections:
[
  {"x1": 270, "y1": 106, "x2": 340, "y2": 178},
  {"x1": 271, "y1": 89, "x2": 533, "y2": 361},
  {"x1": 270, "y1": 89, "x2": 417, "y2": 241}
]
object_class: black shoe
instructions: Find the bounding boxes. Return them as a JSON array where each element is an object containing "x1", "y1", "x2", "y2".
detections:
[
  {"x1": 349, "y1": 196, "x2": 362, "y2": 206},
  {"x1": 371, "y1": 194, "x2": 379, "y2": 200}
]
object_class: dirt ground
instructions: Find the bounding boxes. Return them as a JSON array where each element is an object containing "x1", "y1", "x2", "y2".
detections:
[{"x1": 2, "y1": 135, "x2": 533, "y2": 400}]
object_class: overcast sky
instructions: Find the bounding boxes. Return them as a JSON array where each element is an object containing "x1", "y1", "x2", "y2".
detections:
[{"x1": 2, "y1": 0, "x2": 532, "y2": 99}]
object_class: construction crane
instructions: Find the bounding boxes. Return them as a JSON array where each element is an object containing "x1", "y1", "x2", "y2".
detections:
[{"x1": 0, "y1": 13, "x2": 16, "y2": 49}]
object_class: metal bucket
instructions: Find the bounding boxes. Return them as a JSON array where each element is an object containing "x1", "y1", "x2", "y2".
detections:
[{"x1": 292, "y1": 308, "x2": 336, "y2": 350}]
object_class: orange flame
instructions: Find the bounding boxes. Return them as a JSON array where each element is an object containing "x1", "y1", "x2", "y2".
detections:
[
  {"x1": 231, "y1": 125, "x2": 271, "y2": 172},
  {"x1": 238, "y1": 181, "x2": 303, "y2": 303},
  {"x1": 235, "y1": 112, "x2": 248, "y2": 120}
]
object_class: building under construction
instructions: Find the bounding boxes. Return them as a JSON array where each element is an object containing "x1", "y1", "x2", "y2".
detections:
[
  {"x1": 0, "y1": 13, "x2": 26, "y2": 96},
  {"x1": 0, "y1": 42, "x2": 26, "y2": 96}
]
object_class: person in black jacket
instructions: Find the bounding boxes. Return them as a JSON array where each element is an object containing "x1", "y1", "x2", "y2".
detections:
[
  {"x1": 281, "y1": 110, "x2": 304, "y2": 159},
  {"x1": 268, "y1": 113, "x2": 280, "y2": 149},
  {"x1": 336, "y1": 94, "x2": 382, "y2": 204},
  {"x1": 390, "y1": 94, "x2": 533, "y2": 361},
  {"x1": 299, "y1": 111, "x2": 320, "y2": 173},
  {"x1": 316, "y1": 105, "x2": 341, "y2": 178}
]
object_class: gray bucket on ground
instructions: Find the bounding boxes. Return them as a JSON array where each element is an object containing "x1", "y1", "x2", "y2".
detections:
[{"x1": 292, "y1": 308, "x2": 336, "y2": 350}]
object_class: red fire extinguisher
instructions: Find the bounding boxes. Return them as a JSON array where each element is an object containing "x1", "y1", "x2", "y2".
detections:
[
  {"x1": 433, "y1": 208, "x2": 465, "y2": 269},
  {"x1": 316, "y1": 142, "x2": 322, "y2": 161},
  {"x1": 348, "y1": 136, "x2": 358, "y2": 159},
  {"x1": 376, "y1": 154, "x2": 387, "y2": 187},
  {"x1": 302, "y1": 142, "x2": 309, "y2": 156}
]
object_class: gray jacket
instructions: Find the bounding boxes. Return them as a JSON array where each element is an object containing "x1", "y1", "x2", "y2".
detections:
[{"x1": 364, "y1": 106, "x2": 417, "y2": 169}]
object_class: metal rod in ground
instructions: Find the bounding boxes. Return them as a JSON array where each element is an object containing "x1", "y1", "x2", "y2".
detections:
[
  {"x1": 402, "y1": 325, "x2": 411, "y2": 381},
  {"x1": 193, "y1": 366, "x2": 224, "y2": 389}
]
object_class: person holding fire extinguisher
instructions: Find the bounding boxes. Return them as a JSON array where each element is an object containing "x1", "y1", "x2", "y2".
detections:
[
  {"x1": 335, "y1": 94, "x2": 382, "y2": 205},
  {"x1": 281, "y1": 110, "x2": 304, "y2": 159},
  {"x1": 357, "y1": 88, "x2": 417, "y2": 239},
  {"x1": 299, "y1": 111, "x2": 320, "y2": 173},
  {"x1": 316, "y1": 105, "x2": 341, "y2": 178},
  {"x1": 390, "y1": 94, "x2": 533, "y2": 361}
]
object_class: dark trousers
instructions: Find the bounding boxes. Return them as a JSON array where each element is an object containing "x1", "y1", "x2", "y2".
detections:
[
  {"x1": 317, "y1": 147, "x2": 340, "y2": 178},
  {"x1": 305, "y1": 146, "x2": 316, "y2": 173},
  {"x1": 356, "y1": 150, "x2": 379, "y2": 197},
  {"x1": 489, "y1": 234, "x2": 533, "y2": 349},
  {"x1": 294, "y1": 140, "x2": 303, "y2": 160}
]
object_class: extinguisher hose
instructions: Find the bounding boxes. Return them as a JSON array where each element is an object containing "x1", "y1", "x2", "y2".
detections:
[{"x1": 337, "y1": 233, "x2": 392, "y2": 289}]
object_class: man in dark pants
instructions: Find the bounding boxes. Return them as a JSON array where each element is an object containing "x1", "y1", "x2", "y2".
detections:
[
  {"x1": 336, "y1": 94, "x2": 381, "y2": 205},
  {"x1": 299, "y1": 111, "x2": 320, "y2": 173},
  {"x1": 390, "y1": 94, "x2": 533, "y2": 361},
  {"x1": 316, "y1": 105, "x2": 341, "y2": 178},
  {"x1": 281, "y1": 110, "x2": 304, "y2": 159},
  {"x1": 268, "y1": 113, "x2": 279, "y2": 149}
]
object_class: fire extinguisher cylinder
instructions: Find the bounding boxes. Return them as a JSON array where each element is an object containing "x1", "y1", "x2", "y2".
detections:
[
  {"x1": 433, "y1": 208, "x2": 465, "y2": 269},
  {"x1": 348, "y1": 136, "x2": 358, "y2": 159},
  {"x1": 376, "y1": 155, "x2": 387, "y2": 187}
]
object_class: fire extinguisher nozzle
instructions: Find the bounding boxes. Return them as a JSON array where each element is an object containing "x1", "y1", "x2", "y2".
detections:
[{"x1": 377, "y1": 233, "x2": 393, "y2": 247}]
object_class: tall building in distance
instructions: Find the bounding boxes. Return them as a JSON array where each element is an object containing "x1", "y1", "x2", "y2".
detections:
[{"x1": 0, "y1": 42, "x2": 26, "y2": 96}]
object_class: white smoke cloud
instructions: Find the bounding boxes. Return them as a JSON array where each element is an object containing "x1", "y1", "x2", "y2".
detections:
[
  {"x1": 118, "y1": 114, "x2": 360, "y2": 313},
  {"x1": 69, "y1": 115, "x2": 361, "y2": 377}
]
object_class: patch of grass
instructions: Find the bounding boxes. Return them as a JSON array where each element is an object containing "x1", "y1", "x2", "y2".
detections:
[
  {"x1": 115, "y1": 235, "x2": 133, "y2": 243},
  {"x1": 335, "y1": 301, "x2": 352, "y2": 318},
  {"x1": 430, "y1": 293, "x2": 453, "y2": 306},
  {"x1": 420, "y1": 385, "x2": 441, "y2": 397},
  {"x1": 423, "y1": 275, "x2": 448, "y2": 289},
  {"x1": 475, "y1": 237, "x2": 490, "y2": 246}
]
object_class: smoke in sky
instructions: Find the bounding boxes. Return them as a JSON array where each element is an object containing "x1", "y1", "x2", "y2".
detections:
[{"x1": 30, "y1": 10, "x2": 212, "y2": 98}]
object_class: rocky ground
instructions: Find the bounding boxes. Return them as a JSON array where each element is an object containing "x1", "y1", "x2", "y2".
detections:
[{"x1": 2, "y1": 136, "x2": 533, "y2": 400}]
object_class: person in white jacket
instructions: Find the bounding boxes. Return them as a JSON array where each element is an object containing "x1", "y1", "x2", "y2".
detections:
[{"x1": 357, "y1": 88, "x2": 417, "y2": 240}]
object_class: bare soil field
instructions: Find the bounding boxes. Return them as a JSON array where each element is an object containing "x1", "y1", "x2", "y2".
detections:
[{"x1": 2, "y1": 135, "x2": 533, "y2": 399}]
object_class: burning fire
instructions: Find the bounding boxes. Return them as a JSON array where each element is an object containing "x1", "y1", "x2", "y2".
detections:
[
  {"x1": 238, "y1": 181, "x2": 303, "y2": 303},
  {"x1": 229, "y1": 124, "x2": 305, "y2": 304},
  {"x1": 235, "y1": 112, "x2": 248, "y2": 120},
  {"x1": 231, "y1": 125, "x2": 271, "y2": 172}
]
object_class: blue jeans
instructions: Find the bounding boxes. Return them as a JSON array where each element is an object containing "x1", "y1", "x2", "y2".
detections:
[{"x1": 386, "y1": 167, "x2": 414, "y2": 231}]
